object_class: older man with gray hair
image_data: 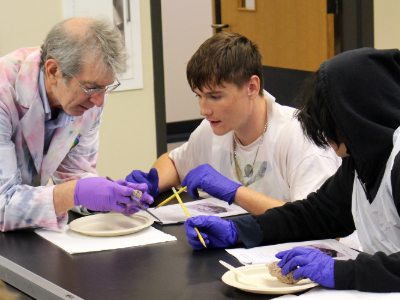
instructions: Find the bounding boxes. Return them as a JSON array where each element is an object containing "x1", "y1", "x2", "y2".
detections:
[{"x1": 0, "y1": 17, "x2": 153, "y2": 232}]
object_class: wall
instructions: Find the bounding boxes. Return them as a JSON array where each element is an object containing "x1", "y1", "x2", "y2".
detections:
[
  {"x1": 161, "y1": 0, "x2": 213, "y2": 123},
  {"x1": 0, "y1": 0, "x2": 157, "y2": 179},
  {"x1": 96, "y1": 1, "x2": 157, "y2": 178},
  {"x1": 374, "y1": 0, "x2": 400, "y2": 49},
  {"x1": 0, "y1": 0, "x2": 63, "y2": 54}
]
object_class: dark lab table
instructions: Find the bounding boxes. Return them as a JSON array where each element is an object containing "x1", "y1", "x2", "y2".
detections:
[{"x1": 0, "y1": 192, "x2": 298, "y2": 300}]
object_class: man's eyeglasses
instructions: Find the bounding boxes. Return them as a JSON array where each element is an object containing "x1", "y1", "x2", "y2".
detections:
[{"x1": 72, "y1": 76, "x2": 121, "y2": 98}]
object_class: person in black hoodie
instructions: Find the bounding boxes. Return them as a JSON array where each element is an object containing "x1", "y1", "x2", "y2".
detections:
[{"x1": 184, "y1": 47, "x2": 400, "y2": 292}]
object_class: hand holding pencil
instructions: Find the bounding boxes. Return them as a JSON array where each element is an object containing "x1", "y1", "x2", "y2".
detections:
[{"x1": 171, "y1": 187, "x2": 207, "y2": 248}]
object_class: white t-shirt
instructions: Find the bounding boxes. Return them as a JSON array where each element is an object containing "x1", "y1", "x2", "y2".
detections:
[{"x1": 169, "y1": 91, "x2": 341, "y2": 202}]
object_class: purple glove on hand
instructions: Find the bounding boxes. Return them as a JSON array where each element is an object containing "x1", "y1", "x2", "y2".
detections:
[
  {"x1": 184, "y1": 216, "x2": 238, "y2": 250},
  {"x1": 276, "y1": 247, "x2": 335, "y2": 288},
  {"x1": 74, "y1": 177, "x2": 154, "y2": 214},
  {"x1": 182, "y1": 164, "x2": 242, "y2": 204},
  {"x1": 116, "y1": 180, "x2": 154, "y2": 210},
  {"x1": 125, "y1": 168, "x2": 160, "y2": 198}
]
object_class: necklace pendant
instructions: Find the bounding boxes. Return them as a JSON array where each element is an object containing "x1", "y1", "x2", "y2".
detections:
[{"x1": 244, "y1": 164, "x2": 254, "y2": 177}]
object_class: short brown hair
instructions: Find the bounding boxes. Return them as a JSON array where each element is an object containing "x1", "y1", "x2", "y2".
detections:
[{"x1": 187, "y1": 32, "x2": 264, "y2": 96}]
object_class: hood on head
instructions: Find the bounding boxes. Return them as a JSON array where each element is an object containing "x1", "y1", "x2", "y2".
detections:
[{"x1": 319, "y1": 47, "x2": 400, "y2": 188}]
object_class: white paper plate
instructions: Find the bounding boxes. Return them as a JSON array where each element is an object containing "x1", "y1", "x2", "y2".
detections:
[
  {"x1": 221, "y1": 264, "x2": 318, "y2": 294},
  {"x1": 69, "y1": 213, "x2": 154, "y2": 237}
]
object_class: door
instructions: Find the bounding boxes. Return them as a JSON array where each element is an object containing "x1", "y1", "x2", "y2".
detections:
[
  {"x1": 213, "y1": 0, "x2": 335, "y2": 72},
  {"x1": 212, "y1": 0, "x2": 336, "y2": 107}
]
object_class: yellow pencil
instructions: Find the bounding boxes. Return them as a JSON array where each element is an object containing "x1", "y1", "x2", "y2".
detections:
[
  {"x1": 155, "y1": 186, "x2": 187, "y2": 209},
  {"x1": 172, "y1": 187, "x2": 207, "y2": 248}
]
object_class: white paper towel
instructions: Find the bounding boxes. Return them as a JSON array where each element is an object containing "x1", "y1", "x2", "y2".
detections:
[{"x1": 35, "y1": 225, "x2": 177, "y2": 254}]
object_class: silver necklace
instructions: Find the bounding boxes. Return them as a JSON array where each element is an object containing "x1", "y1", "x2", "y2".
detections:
[{"x1": 233, "y1": 120, "x2": 268, "y2": 180}]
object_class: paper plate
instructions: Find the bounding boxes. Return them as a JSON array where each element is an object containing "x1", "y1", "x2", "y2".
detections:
[
  {"x1": 69, "y1": 213, "x2": 154, "y2": 237},
  {"x1": 221, "y1": 264, "x2": 318, "y2": 294}
]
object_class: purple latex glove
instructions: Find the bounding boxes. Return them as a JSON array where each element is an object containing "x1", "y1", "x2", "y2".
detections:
[
  {"x1": 125, "y1": 168, "x2": 160, "y2": 198},
  {"x1": 182, "y1": 164, "x2": 242, "y2": 204},
  {"x1": 74, "y1": 177, "x2": 153, "y2": 214},
  {"x1": 276, "y1": 247, "x2": 335, "y2": 288},
  {"x1": 184, "y1": 216, "x2": 238, "y2": 250}
]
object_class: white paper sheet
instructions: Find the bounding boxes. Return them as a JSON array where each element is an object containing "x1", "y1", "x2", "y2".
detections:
[
  {"x1": 137, "y1": 198, "x2": 248, "y2": 224},
  {"x1": 226, "y1": 239, "x2": 360, "y2": 265},
  {"x1": 35, "y1": 225, "x2": 177, "y2": 254},
  {"x1": 273, "y1": 286, "x2": 400, "y2": 300}
]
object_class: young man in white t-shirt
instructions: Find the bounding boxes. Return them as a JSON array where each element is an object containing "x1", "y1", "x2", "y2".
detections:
[{"x1": 125, "y1": 32, "x2": 341, "y2": 215}]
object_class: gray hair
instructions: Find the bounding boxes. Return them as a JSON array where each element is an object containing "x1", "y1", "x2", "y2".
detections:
[{"x1": 40, "y1": 17, "x2": 127, "y2": 79}]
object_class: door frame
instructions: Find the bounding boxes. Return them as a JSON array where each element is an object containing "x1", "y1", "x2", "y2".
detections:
[
  {"x1": 336, "y1": 0, "x2": 374, "y2": 53},
  {"x1": 150, "y1": 0, "x2": 167, "y2": 156}
]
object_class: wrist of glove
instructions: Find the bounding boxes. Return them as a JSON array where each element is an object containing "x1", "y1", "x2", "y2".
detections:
[
  {"x1": 74, "y1": 177, "x2": 154, "y2": 214},
  {"x1": 125, "y1": 168, "x2": 160, "y2": 198},
  {"x1": 276, "y1": 247, "x2": 335, "y2": 288},
  {"x1": 184, "y1": 216, "x2": 238, "y2": 250},
  {"x1": 182, "y1": 164, "x2": 242, "y2": 204}
]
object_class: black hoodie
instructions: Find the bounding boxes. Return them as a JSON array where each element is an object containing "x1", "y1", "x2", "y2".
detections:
[{"x1": 232, "y1": 48, "x2": 400, "y2": 292}]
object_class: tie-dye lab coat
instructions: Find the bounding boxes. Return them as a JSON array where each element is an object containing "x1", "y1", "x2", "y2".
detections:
[{"x1": 0, "y1": 47, "x2": 103, "y2": 231}]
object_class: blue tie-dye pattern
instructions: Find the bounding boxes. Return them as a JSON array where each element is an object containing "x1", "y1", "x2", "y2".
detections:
[
  {"x1": 1, "y1": 172, "x2": 53, "y2": 230},
  {"x1": 3, "y1": 191, "x2": 11, "y2": 206},
  {"x1": 27, "y1": 156, "x2": 36, "y2": 174},
  {"x1": 16, "y1": 186, "x2": 35, "y2": 203}
]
